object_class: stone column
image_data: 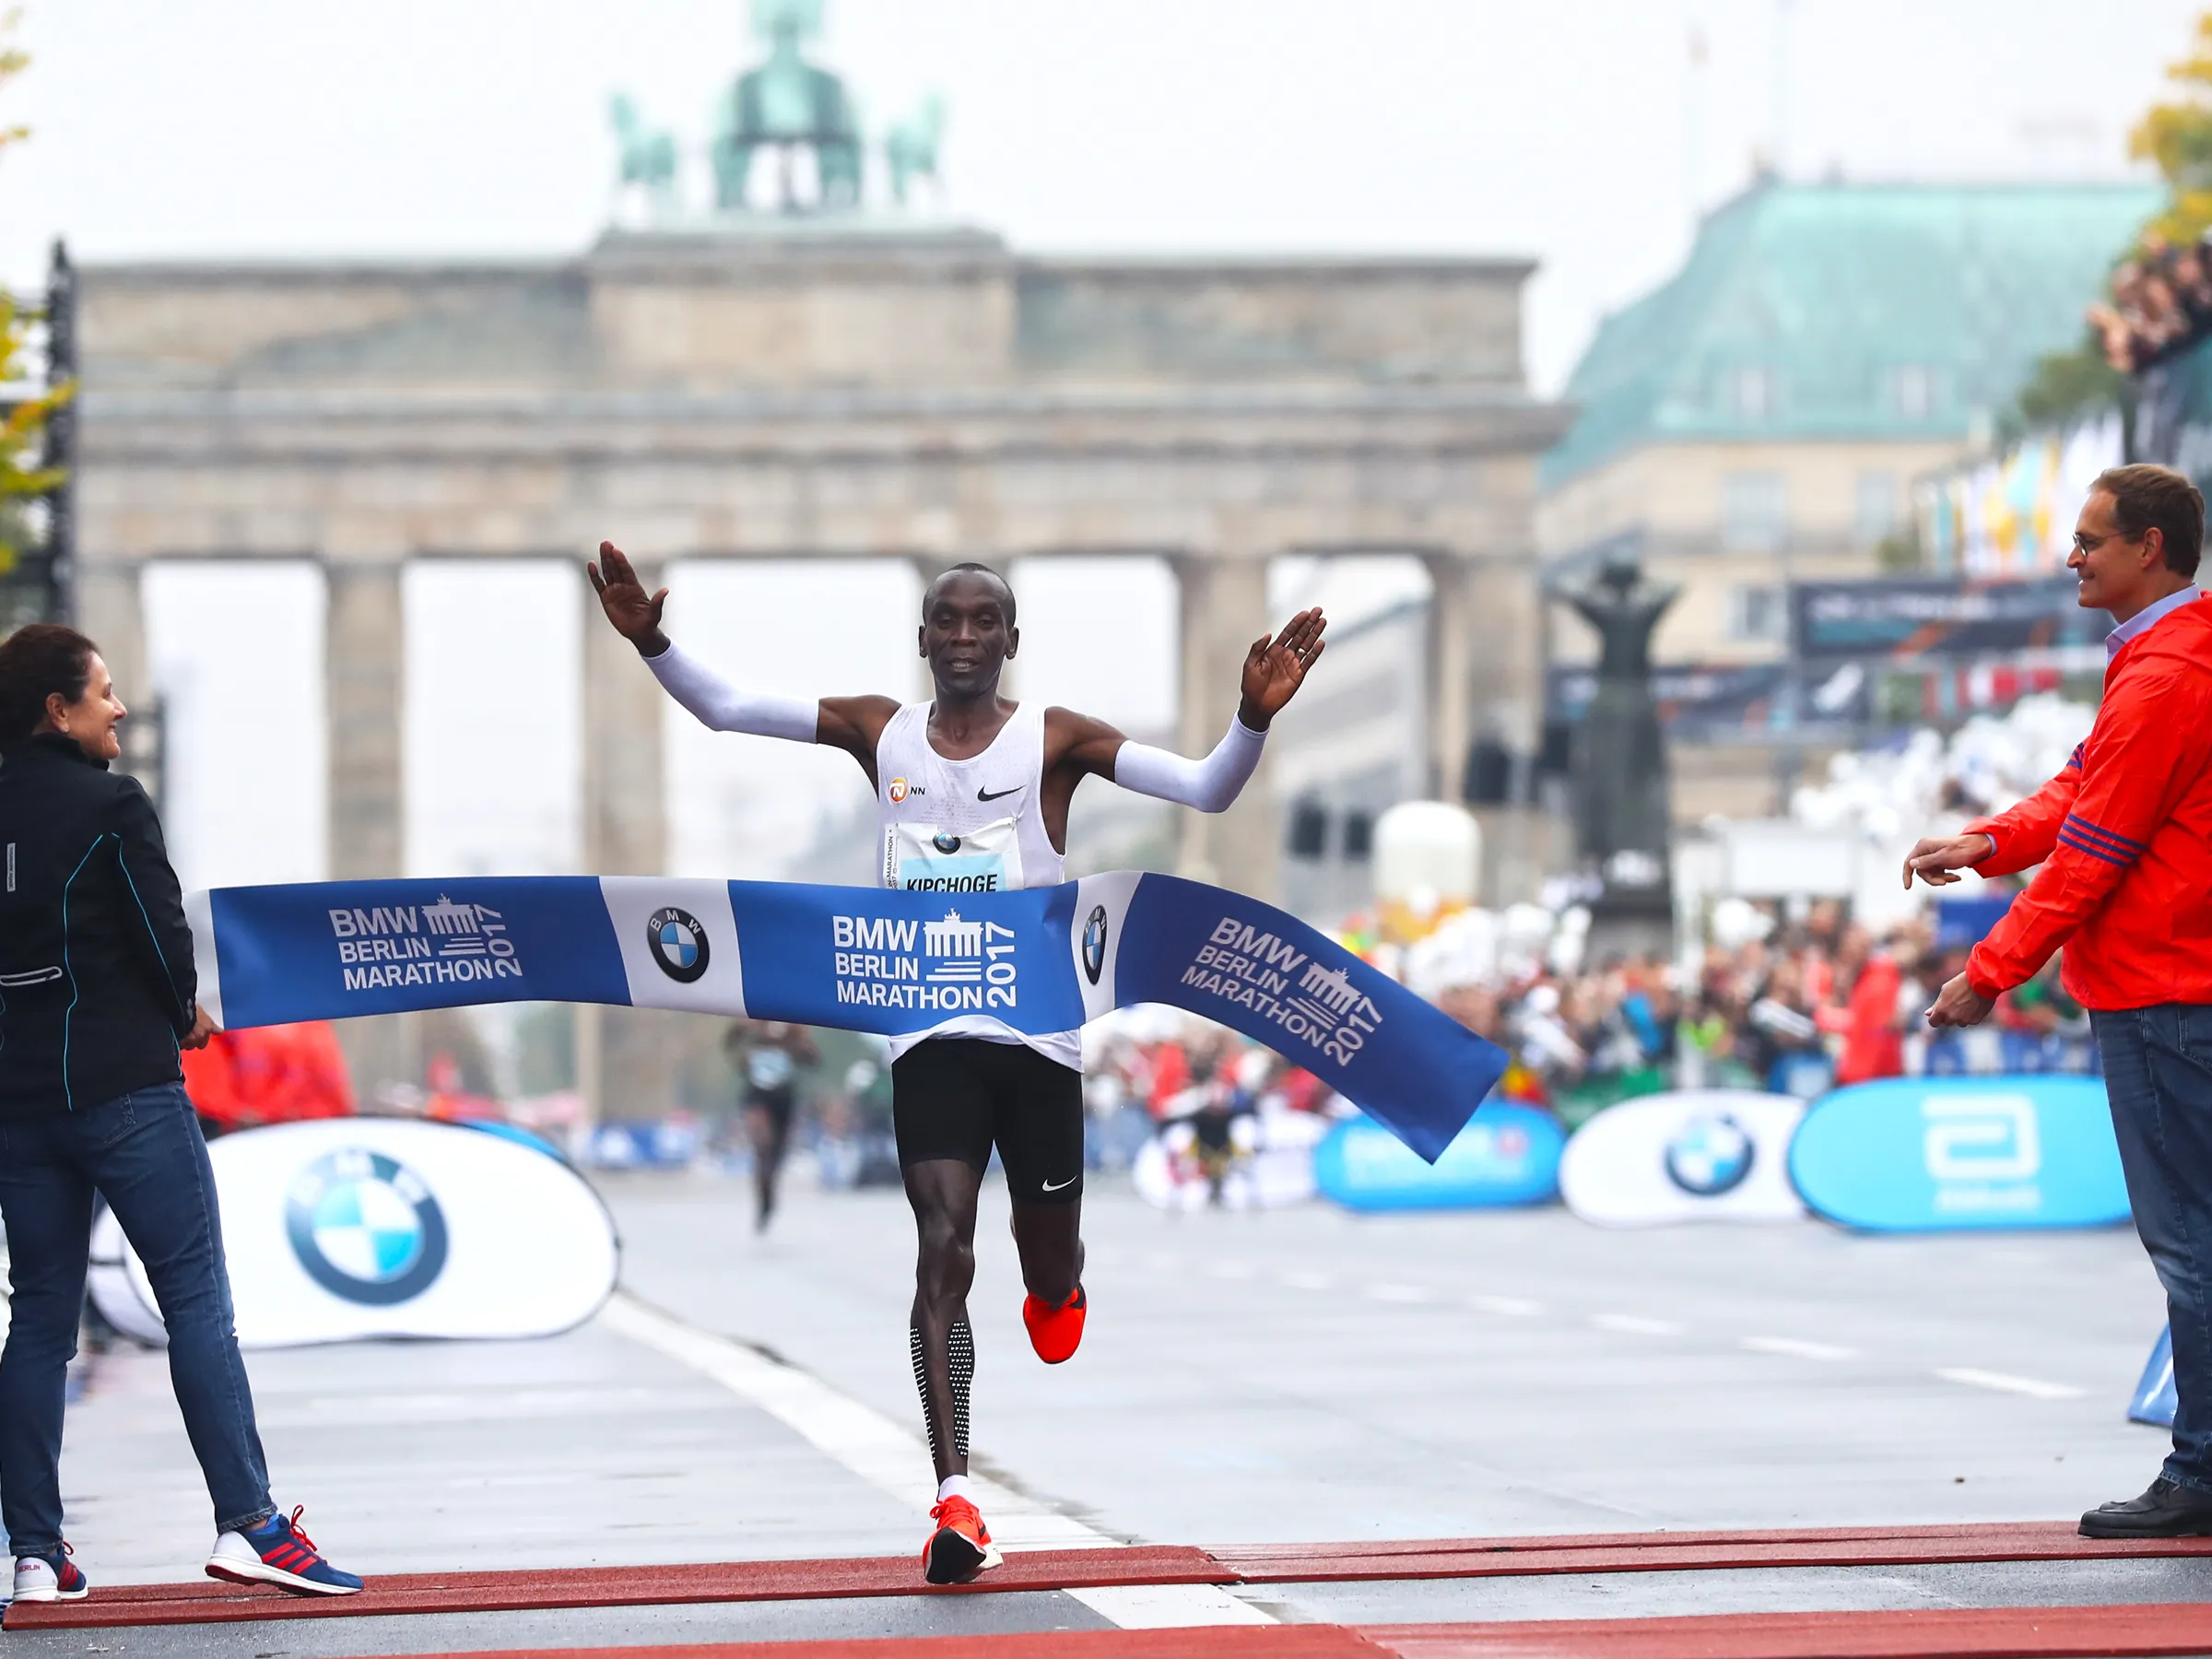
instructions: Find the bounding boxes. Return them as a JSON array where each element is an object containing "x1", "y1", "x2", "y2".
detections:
[
  {"x1": 77, "y1": 561, "x2": 161, "y2": 805},
  {"x1": 1432, "y1": 551, "x2": 1551, "y2": 906},
  {"x1": 581, "y1": 561, "x2": 674, "y2": 1124},
  {"x1": 1422, "y1": 555, "x2": 1477, "y2": 803},
  {"x1": 76, "y1": 561, "x2": 147, "y2": 710},
  {"x1": 1173, "y1": 554, "x2": 1278, "y2": 900},
  {"x1": 324, "y1": 561, "x2": 414, "y2": 1098}
]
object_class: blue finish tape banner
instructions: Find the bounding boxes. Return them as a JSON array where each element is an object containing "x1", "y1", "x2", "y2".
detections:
[
  {"x1": 186, "y1": 872, "x2": 1505, "y2": 1163},
  {"x1": 1786, "y1": 1076, "x2": 2129, "y2": 1232},
  {"x1": 2131, "y1": 1326, "x2": 2178, "y2": 1428},
  {"x1": 1312, "y1": 1103, "x2": 1564, "y2": 1213}
]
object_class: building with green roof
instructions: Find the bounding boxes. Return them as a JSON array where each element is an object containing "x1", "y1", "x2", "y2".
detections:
[{"x1": 1537, "y1": 177, "x2": 2159, "y2": 818}]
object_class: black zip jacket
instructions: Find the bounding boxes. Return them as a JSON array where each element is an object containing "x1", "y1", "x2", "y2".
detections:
[{"x1": 0, "y1": 734, "x2": 196, "y2": 1115}]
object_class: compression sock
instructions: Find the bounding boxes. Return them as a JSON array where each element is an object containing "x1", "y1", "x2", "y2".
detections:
[
  {"x1": 911, "y1": 1324, "x2": 937, "y2": 1465},
  {"x1": 912, "y1": 1322, "x2": 977, "y2": 1468},
  {"x1": 949, "y1": 1320, "x2": 974, "y2": 1461}
]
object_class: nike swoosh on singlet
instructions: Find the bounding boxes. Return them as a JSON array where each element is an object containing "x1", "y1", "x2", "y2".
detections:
[{"x1": 977, "y1": 786, "x2": 1023, "y2": 802}]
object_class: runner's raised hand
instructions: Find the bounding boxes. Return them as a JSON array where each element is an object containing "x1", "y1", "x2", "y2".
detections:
[
  {"x1": 1237, "y1": 607, "x2": 1328, "y2": 728},
  {"x1": 589, "y1": 542, "x2": 671, "y2": 653}
]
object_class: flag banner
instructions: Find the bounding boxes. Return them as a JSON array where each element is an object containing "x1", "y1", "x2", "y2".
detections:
[{"x1": 188, "y1": 873, "x2": 1505, "y2": 1162}]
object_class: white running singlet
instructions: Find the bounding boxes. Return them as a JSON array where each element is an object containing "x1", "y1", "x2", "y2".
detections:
[{"x1": 873, "y1": 700, "x2": 1077, "y2": 1071}]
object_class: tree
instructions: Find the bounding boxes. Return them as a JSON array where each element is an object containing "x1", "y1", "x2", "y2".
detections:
[
  {"x1": 0, "y1": 6, "x2": 69, "y2": 611},
  {"x1": 2133, "y1": 12, "x2": 2212, "y2": 244},
  {"x1": 2005, "y1": 328, "x2": 2132, "y2": 441}
]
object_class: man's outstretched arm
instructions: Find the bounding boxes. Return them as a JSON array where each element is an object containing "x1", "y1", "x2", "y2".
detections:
[
  {"x1": 588, "y1": 542, "x2": 895, "y2": 770},
  {"x1": 1060, "y1": 608, "x2": 1327, "y2": 812}
]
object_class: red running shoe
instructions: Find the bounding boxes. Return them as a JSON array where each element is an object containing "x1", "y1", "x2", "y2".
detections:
[
  {"x1": 1022, "y1": 1285, "x2": 1087, "y2": 1364},
  {"x1": 922, "y1": 1495, "x2": 1002, "y2": 1584}
]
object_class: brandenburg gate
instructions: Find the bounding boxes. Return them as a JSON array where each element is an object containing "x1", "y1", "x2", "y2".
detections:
[{"x1": 72, "y1": 223, "x2": 1566, "y2": 1105}]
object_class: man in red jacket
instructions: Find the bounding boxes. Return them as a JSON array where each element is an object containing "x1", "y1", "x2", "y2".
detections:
[{"x1": 1907, "y1": 464, "x2": 2212, "y2": 1538}]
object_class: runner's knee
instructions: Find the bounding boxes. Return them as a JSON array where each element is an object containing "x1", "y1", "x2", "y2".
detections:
[{"x1": 914, "y1": 1218, "x2": 974, "y2": 1303}]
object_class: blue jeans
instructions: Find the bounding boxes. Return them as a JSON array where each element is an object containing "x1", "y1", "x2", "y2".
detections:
[
  {"x1": 0, "y1": 1082, "x2": 274, "y2": 1552},
  {"x1": 2092, "y1": 1005, "x2": 2212, "y2": 1492}
]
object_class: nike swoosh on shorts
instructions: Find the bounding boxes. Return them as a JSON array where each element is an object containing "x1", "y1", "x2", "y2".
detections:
[{"x1": 1041, "y1": 1174, "x2": 1079, "y2": 1192}]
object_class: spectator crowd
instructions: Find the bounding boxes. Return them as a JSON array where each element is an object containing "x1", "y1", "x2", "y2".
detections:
[{"x1": 2090, "y1": 229, "x2": 2212, "y2": 375}]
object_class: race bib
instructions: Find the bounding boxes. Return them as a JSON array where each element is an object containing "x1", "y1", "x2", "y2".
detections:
[
  {"x1": 883, "y1": 818, "x2": 1024, "y2": 894},
  {"x1": 747, "y1": 1048, "x2": 794, "y2": 1089}
]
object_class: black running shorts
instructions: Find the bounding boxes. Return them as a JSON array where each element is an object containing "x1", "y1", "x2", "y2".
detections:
[{"x1": 891, "y1": 1038, "x2": 1085, "y2": 1205}]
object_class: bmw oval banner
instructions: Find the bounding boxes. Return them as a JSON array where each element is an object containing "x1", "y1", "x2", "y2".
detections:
[
  {"x1": 94, "y1": 1119, "x2": 619, "y2": 1347},
  {"x1": 1559, "y1": 1091, "x2": 1807, "y2": 1229},
  {"x1": 1787, "y1": 1076, "x2": 2128, "y2": 1233},
  {"x1": 1312, "y1": 1103, "x2": 1563, "y2": 1213}
]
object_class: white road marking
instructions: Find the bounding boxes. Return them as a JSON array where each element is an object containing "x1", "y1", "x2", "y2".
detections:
[
  {"x1": 1208, "y1": 1261, "x2": 1256, "y2": 1281},
  {"x1": 1742, "y1": 1336, "x2": 1858, "y2": 1362},
  {"x1": 1469, "y1": 1294, "x2": 1543, "y2": 1317},
  {"x1": 1070, "y1": 1583, "x2": 1273, "y2": 1628},
  {"x1": 1592, "y1": 1313, "x2": 1683, "y2": 1337},
  {"x1": 1368, "y1": 1283, "x2": 1431, "y2": 1304},
  {"x1": 1935, "y1": 1367, "x2": 2087, "y2": 1401},
  {"x1": 601, "y1": 1294, "x2": 1275, "y2": 1628},
  {"x1": 1278, "y1": 1271, "x2": 1334, "y2": 1291}
]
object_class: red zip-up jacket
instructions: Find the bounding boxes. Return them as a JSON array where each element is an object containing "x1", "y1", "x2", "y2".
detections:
[{"x1": 1961, "y1": 594, "x2": 2212, "y2": 1010}]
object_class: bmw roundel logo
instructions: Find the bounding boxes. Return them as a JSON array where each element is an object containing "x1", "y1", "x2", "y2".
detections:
[
  {"x1": 931, "y1": 831, "x2": 962, "y2": 854},
  {"x1": 1664, "y1": 1112, "x2": 1755, "y2": 1197},
  {"x1": 647, "y1": 906, "x2": 711, "y2": 983},
  {"x1": 1081, "y1": 903, "x2": 1108, "y2": 985},
  {"x1": 286, "y1": 1149, "x2": 448, "y2": 1306}
]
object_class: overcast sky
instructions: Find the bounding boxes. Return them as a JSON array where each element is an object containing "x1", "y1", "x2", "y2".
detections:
[
  {"x1": 4, "y1": 0, "x2": 2201, "y2": 887},
  {"x1": 2, "y1": 0, "x2": 2193, "y2": 391}
]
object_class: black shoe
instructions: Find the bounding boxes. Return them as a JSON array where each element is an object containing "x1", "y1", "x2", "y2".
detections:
[{"x1": 2079, "y1": 1477, "x2": 2212, "y2": 1537}]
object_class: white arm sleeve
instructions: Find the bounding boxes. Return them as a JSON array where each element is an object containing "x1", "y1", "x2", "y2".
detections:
[
  {"x1": 1112, "y1": 718, "x2": 1266, "y2": 813},
  {"x1": 642, "y1": 641, "x2": 819, "y2": 744}
]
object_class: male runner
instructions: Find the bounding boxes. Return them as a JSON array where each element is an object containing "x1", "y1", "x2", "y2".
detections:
[
  {"x1": 723, "y1": 1019, "x2": 819, "y2": 1232},
  {"x1": 589, "y1": 544, "x2": 1324, "y2": 1583}
]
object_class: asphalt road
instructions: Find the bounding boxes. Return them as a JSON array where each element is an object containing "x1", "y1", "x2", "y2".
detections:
[
  {"x1": 602, "y1": 1171, "x2": 2175, "y2": 1544},
  {"x1": 9, "y1": 1166, "x2": 2195, "y2": 1653}
]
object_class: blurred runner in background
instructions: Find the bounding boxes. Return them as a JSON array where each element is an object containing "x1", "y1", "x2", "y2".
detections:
[{"x1": 724, "y1": 1020, "x2": 819, "y2": 1232}]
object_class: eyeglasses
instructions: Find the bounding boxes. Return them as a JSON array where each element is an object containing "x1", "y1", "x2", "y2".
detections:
[{"x1": 2071, "y1": 529, "x2": 2143, "y2": 556}]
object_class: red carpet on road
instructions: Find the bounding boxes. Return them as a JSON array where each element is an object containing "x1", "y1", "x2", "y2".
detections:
[
  {"x1": 7, "y1": 1521, "x2": 2211, "y2": 1658},
  {"x1": 0, "y1": 1545, "x2": 1224, "y2": 1629},
  {"x1": 328, "y1": 1604, "x2": 2212, "y2": 1659},
  {"x1": 14, "y1": 1520, "x2": 2205, "y2": 1630}
]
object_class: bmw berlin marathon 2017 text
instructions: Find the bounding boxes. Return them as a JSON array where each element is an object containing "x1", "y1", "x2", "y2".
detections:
[
  {"x1": 830, "y1": 908, "x2": 1020, "y2": 1014},
  {"x1": 328, "y1": 896, "x2": 525, "y2": 993}
]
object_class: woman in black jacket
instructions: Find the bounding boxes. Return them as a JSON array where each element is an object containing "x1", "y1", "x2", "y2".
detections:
[{"x1": 0, "y1": 625, "x2": 360, "y2": 1601}]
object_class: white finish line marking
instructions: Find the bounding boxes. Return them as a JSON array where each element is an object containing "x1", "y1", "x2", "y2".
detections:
[
  {"x1": 1592, "y1": 1313, "x2": 1683, "y2": 1337},
  {"x1": 600, "y1": 1292, "x2": 1270, "y2": 1629},
  {"x1": 1743, "y1": 1336, "x2": 1858, "y2": 1362},
  {"x1": 1279, "y1": 1271, "x2": 1334, "y2": 1291},
  {"x1": 1935, "y1": 1366, "x2": 2088, "y2": 1401},
  {"x1": 1368, "y1": 1283, "x2": 1432, "y2": 1304}
]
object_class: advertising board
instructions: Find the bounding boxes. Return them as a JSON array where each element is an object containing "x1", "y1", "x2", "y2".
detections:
[
  {"x1": 88, "y1": 1118, "x2": 619, "y2": 1347},
  {"x1": 1313, "y1": 1104, "x2": 1563, "y2": 1214},
  {"x1": 1787, "y1": 1077, "x2": 2126, "y2": 1232},
  {"x1": 1560, "y1": 1091, "x2": 1807, "y2": 1228}
]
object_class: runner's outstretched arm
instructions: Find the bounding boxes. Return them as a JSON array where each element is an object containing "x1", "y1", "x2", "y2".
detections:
[
  {"x1": 588, "y1": 542, "x2": 897, "y2": 771},
  {"x1": 1062, "y1": 607, "x2": 1327, "y2": 811}
]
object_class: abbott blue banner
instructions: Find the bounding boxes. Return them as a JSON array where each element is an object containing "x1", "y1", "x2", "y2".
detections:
[
  {"x1": 188, "y1": 872, "x2": 1504, "y2": 1163},
  {"x1": 2131, "y1": 1327, "x2": 2178, "y2": 1429},
  {"x1": 1786, "y1": 1076, "x2": 2129, "y2": 1232},
  {"x1": 1312, "y1": 1104, "x2": 1564, "y2": 1213}
]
